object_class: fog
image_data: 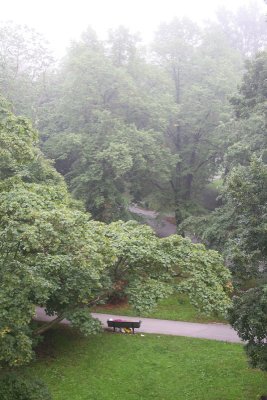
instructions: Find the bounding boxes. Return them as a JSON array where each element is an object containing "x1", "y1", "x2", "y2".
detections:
[{"x1": 1, "y1": 0, "x2": 265, "y2": 56}]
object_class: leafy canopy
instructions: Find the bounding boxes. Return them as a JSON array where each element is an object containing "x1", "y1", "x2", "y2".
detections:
[{"x1": 0, "y1": 96, "x2": 232, "y2": 368}]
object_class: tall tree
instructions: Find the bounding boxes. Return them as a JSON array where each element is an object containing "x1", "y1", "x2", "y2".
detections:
[
  {"x1": 42, "y1": 31, "x2": 174, "y2": 221},
  {"x1": 107, "y1": 26, "x2": 140, "y2": 67},
  {"x1": 184, "y1": 52, "x2": 267, "y2": 371},
  {"x1": 151, "y1": 19, "x2": 241, "y2": 225},
  {"x1": 227, "y1": 159, "x2": 267, "y2": 371},
  {"x1": 44, "y1": 111, "x2": 171, "y2": 221},
  {"x1": 0, "y1": 22, "x2": 54, "y2": 120},
  {"x1": 216, "y1": 3, "x2": 267, "y2": 56}
]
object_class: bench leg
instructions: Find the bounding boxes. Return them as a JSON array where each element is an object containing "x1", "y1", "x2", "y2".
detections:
[
  {"x1": 132, "y1": 327, "x2": 135, "y2": 334},
  {"x1": 113, "y1": 327, "x2": 115, "y2": 332}
]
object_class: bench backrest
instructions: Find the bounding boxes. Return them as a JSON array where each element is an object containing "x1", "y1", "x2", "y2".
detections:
[{"x1": 107, "y1": 320, "x2": 141, "y2": 328}]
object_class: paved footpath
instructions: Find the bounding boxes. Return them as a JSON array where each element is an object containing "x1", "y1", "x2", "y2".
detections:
[{"x1": 36, "y1": 307, "x2": 241, "y2": 343}]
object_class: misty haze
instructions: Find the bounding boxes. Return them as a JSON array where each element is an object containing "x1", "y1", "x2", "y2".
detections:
[{"x1": 0, "y1": 1, "x2": 266, "y2": 399}]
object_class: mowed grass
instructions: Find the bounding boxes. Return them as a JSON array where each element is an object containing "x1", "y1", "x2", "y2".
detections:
[
  {"x1": 24, "y1": 327, "x2": 267, "y2": 400},
  {"x1": 92, "y1": 294, "x2": 226, "y2": 323}
]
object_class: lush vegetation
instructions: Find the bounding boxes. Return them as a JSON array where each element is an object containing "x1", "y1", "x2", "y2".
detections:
[
  {"x1": 22, "y1": 328, "x2": 267, "y2": 400},
  {"x1": 0, "y1": 2, "x2": 267, "y2": 397},
  {"x1": 0, "y1": 97, "x2": 231, "y2": 372},
  {"x1": 1, "y1": 7, "x2": 266, "y2": 223},
  {"x1": 183, "y1": 51, "x2": 267, "y2": 370}
]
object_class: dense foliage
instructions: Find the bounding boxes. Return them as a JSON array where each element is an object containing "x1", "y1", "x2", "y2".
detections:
[
  {"x1": 0, "y1": 97, "x2": 232, "y2": 369},
  {"x1": 0, "y1": 16, "x2": 249, "y2": 223},
  {"x1": 0, "y1": 4, "x2": 266, "y2": 374},
  {"x1": 183, "y1": 51, "x2": 267, "y2": 370},
  {"x1": 0, "y1": 7, "x2": 265, "y2": 225}
]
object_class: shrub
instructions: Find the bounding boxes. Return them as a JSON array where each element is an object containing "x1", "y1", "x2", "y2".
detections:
[{"x1": 0, "y1": 373, "x2": 52, "y2": 400}]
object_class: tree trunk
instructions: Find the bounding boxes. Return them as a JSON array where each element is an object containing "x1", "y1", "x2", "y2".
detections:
[
  {"x1": 184, "y1": 173, "x2": 194, "y2": 201},
  {"x1": 33, "y1": 313, "x2": 65, "y2": 336},
  {"x1": 172, "y1": 63, "x2": 180, "y2": 104}
]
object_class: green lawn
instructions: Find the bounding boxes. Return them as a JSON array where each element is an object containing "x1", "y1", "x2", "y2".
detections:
[
  {"x1": 92, "y1": 294, "x2": 226, "y2": 323},
  {"x1": 24, "y1": 327, "x2": 267, "y2": 400}
]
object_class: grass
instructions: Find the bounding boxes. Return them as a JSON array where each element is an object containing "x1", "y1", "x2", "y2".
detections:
[
  {"x1": 24, "y1": 327, "x2": 267, "y2": 400},
  {"x1": 91, "y1": 294, "x2": 227, "y2": 323}
]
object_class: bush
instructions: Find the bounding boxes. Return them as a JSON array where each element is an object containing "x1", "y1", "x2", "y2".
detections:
[{"x1": 0, "y1": 373, "x2": 52, "y2": 400}]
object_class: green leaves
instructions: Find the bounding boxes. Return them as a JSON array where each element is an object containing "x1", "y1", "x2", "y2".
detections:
[
  {"x1": 0, "y1": 98, "x2": 37, "y2": 179},
  {"x1": 189, "y1": 52, "x2": 267, "y2": 370},
  {"x1": 150, "y1": 18, "x2": 242, "y2": 223},
  {"x1": 0, "y1": 181, "x2": 111, "y2": 366},
  {"x1": 65, "y1": 309, "x2": 102, "y2": 336},
  {"x1": 229, "y1": 286, "x2": 267, "y2": 371},
  {"x1": 98, "y1": 143, "x2": 133, "y2": 178},
  {"x1": 44, "y1": 110, "x2": 172, "y2": 222},
  {"x1": 160, "y1": 236, "x2": 232, "y2": 316},
  {"x1": 0, "y1": 176, "x2": 232, "y2": 367},
  {"x1": 127, "y1": 279, "x2": 173, "y2": 314},
  {"x1": 212, "y1": 158, "x2": 267, "y2": 284},
  {"x1": 0, "y1": 22, "x2": 54, "y2": 120},
  {"x1": 0, "y1": 71, "x2": 234, "y2": 370},
  {"x1": 102, "y1": 221, "x2": 232, "y2": 317},
  {"x1": 0, "y1": 259, "x2": 39, "y2": 367}
]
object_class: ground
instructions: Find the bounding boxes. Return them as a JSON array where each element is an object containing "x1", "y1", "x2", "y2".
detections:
[{"x1": 22, "y1": 327, "x2": 267, "y2": 400}]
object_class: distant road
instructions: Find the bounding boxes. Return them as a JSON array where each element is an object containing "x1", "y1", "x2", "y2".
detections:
[
  {"x1": 129, "y1": 205, "x2": 177, "y2": 237},
  {"x1": 35, "y1": 307, "x2": 242, "y2": 344},
  {"x1": 129, "y1": 205, "x2": 158, "y2": 218}
]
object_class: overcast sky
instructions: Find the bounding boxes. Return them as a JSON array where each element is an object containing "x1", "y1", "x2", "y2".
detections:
[{"x1": 1, "y1": 0, "x2": 266, "y2": 56}]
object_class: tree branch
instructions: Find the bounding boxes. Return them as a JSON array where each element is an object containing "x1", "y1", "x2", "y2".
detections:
[
  {"x1": 33, "y1": 313, "x2": 65, "y2": 336},
  {"x1": 194, "y1": 154, "x2": 217, "y2": 172}
]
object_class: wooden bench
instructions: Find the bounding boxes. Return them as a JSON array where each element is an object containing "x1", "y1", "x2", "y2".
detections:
[{"x1": 107, "y1": 319, "x2": 141, "y2": 334}]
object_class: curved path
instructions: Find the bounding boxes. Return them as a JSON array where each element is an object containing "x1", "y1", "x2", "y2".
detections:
[
  {"x1": 129, "y1": 205, "x2": 177, "y2": 237},
  {"x1": 36, "y1": 308, "x2": 241, "y2": 343}
]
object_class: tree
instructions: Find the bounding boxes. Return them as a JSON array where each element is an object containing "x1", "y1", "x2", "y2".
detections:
[
  {"x1": 0, "y1": 181, "x2": 232, "y2": 366},
  {"x1": 229, "y1": 285, "x2": 267, "y2": 371},
  {"x1": 221, "y1": 158, "x2": 266, "y2": 283},
  {"x1": 44, "y1": 111, "x2": 171, "y2": 222},
  {"x1": 231, "y1": 51, "x2": 267, "y2": 126},
  {"x1": 225, "y1": 159, "x2": 267, "y2": 372},
  {"x1": 35, "y1": 21, "x2": 242, "y2": 225},
  {"x1": 0, "y1": 96, "x2": 232, "y2": 368},
  {"x1": 186, "y1": 52, "x2": 267, "y2": 370},
  {"x1": 101, "y1": 220, "x2": 232, "y2": 315},
  {"x1": 0, "y1": 183, "x2": 231, "y2": 367},
  {"x1": 185, "y1": 152, "x2": 267, "y2": 373},
  {"x1": 0, "y1": 95, "x2": 61, "y2": 183},
  {"x1": 152, "y1": 18, "x2": 201, "y2": 104},
  {"x1": 216, "y1": 3, "x2": 267, "y2": 56},
  {"x1": 151, "y1": 19, "x2": 241, "y2": 225},
  {"x1": 41, "y1": 32, "x2": 175, "y2": 221},
  {"x1": 183, "y1": 52, "x2": 267, "y2": 272},
  {"x1": 0, "y1": 22, "x2": 54, "y2": 120},
  {"x1": 107, "y1": 26, "x2": 140, "y2": 67}
]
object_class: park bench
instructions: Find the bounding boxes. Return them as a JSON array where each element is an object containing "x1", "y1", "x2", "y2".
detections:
[{"x1": 107, "y1": 319, "x2": 142, "y2": 334}]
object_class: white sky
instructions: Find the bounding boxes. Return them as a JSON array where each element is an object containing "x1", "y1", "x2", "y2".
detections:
[{"x1": 1, "y1": 0, "x2": 266, "y2": 57}]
